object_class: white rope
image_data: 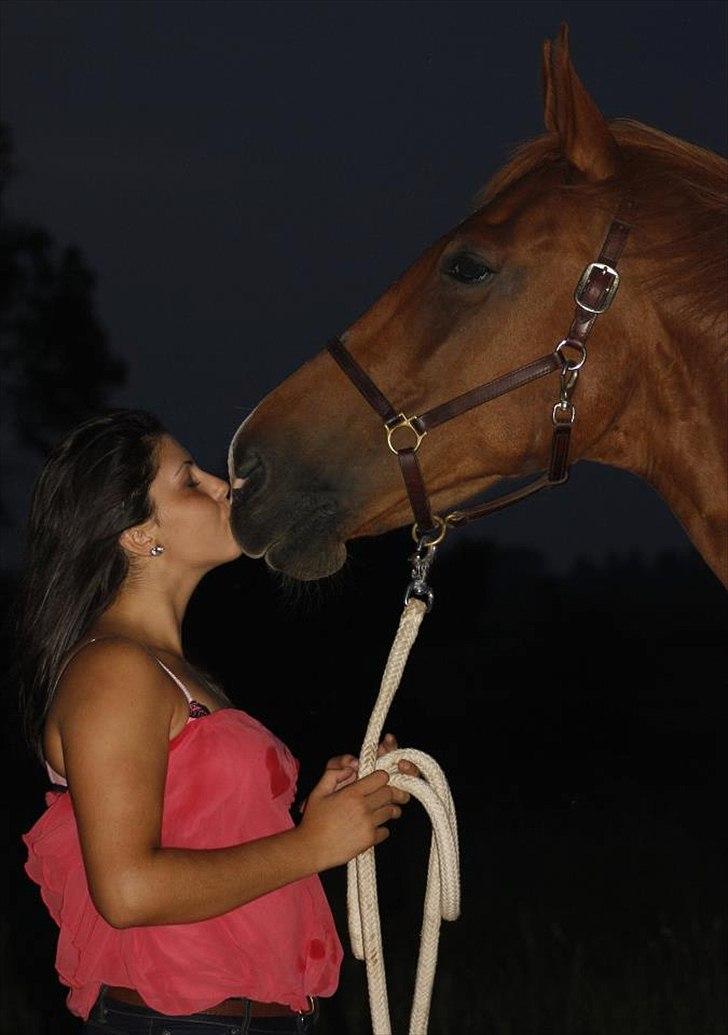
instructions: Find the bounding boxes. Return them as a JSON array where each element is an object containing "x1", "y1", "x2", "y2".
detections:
[{"x1": 347, "y1": 597, "x2": 461, "y2": 1034}]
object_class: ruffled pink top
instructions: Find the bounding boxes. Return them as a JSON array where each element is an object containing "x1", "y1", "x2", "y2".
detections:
[{"x1": 22, "y1": 656, "x2": 343, "y2": 1020}]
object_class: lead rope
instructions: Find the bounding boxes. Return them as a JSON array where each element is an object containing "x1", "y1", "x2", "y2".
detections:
[{"x1": 347, "y1": 543, "x2": 460, "y2": 1035}]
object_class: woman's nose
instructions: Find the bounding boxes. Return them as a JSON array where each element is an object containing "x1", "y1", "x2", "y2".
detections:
[{"x1": 209, "y1": 474, "x2": 232, "y2": 500}]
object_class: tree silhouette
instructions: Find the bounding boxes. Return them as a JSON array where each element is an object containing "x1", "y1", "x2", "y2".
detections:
[{"x1": 0, "y1": 122, "x2": 126, "y2": 519}]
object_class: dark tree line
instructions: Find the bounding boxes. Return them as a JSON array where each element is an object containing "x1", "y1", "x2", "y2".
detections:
[{"x1": 0, "y1": 122, "x2": 126, "y2": 525}]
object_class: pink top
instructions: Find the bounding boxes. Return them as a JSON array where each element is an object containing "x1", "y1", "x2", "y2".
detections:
[{"x1": 22, "y1": 647, "x2": 343, "y2": 1020}]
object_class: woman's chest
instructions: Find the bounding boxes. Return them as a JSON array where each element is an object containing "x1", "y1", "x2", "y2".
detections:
[{"x1": 166, "y1": 710, "x2": 300, "y2": 810}]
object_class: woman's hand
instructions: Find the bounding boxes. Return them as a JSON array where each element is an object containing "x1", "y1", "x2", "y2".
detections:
[
  {"x1": 298, "y1": 732, "x2": 420, "y2": 814},
  {"x1": 375, "y1": 732, "x2": 421, "y2": 777},
  {"x1": 296, "y1": 741, "x2": 420, "y2": 872}
]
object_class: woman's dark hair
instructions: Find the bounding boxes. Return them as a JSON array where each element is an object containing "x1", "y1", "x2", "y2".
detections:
[{"x1": 16, "y1": 408, "x2": 167, "y2": 765}]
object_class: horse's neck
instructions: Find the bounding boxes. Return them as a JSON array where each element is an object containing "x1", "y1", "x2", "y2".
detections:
[{"x1": 588, "y1": 306, "x2": 727, "y2": 586}]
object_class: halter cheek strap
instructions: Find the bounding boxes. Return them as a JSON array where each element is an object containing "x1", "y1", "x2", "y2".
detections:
[{"x1": 326, "y1": 193, "x2": 636, "y2": 546}]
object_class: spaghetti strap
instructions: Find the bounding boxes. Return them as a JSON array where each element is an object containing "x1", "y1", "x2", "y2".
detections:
[{"x1": 153, "y1": 658, "x2": 194, "y2": 703}]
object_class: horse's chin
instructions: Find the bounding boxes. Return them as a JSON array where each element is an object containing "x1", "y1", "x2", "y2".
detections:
[{"x1": 263, "y1": 534, "x2": 348, "y2": 581}]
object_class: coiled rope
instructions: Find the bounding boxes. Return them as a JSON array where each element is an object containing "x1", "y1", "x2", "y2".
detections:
[{"x1": 347, "y1": 596, "x2": 461, "y2": 1034}]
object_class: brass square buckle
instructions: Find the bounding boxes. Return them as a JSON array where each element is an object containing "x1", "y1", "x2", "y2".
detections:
[{"x1": 574, "y1": 262, "x2": 620, "y2": 314}]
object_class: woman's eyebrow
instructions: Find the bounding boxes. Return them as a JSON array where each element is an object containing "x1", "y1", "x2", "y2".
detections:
[{"x1": 174, "y1": 459, "x2": 194, "y2": 476}]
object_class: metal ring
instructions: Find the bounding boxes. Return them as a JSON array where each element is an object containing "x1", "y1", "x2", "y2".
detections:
[
  {"x1": 385, "y1": 413, "x2": 426, "y2": 454},
  {"x1": 411, "y1": 514, "x2": 447, "y2": 546},
  {"x1": 555, "y1": 338, "x2": 587, "y2": 372}
]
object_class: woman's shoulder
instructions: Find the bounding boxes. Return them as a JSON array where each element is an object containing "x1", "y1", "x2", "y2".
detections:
[
  {"x1": 44, "y1": 636, "x2": 179, "y2": 784},
  {"x1": 53, "y1": 636, "x2": 175, "y2": 721}
]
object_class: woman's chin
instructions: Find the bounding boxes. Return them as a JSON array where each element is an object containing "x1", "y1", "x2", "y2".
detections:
[
  {"x1": 200, "y1": 539, "x2": 247, "y2": 572},
  {"x1": 222, "y1": 540, "x2": 246, "y2": 565}
]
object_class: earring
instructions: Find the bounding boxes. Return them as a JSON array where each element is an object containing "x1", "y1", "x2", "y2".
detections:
[{"x1": 149, "y1": 544, "x2": 165, "y2": 556}]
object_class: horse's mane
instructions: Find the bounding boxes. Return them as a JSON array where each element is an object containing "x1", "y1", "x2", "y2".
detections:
[{"x1": 473, "y1": 118, "x2": 727, "y2": 340}]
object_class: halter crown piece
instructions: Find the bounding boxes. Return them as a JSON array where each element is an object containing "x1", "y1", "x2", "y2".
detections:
[{"x1": 326, "y1": 191, "x2": 636, "y2": 608}]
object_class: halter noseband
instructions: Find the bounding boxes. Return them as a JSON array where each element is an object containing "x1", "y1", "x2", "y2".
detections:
[{"x1": 326, "y1": 194, "x2": 636, "y2": 563}]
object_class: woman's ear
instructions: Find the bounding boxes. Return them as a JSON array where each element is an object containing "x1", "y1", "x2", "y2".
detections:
[{"x1": 119, "y1": 523, "x2": 158, "y2": 558}]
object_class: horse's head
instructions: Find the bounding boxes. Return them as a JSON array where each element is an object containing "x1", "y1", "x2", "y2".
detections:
[{"x1": 228, "y1": 21, "x2": 725, "y2": 582}]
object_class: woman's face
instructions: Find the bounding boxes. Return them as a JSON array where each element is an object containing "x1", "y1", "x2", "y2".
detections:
[{"x1": 145, "y1": 434, "x2": 243, "y2": 570}]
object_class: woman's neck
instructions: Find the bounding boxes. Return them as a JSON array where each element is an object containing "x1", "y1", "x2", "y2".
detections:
[{"x1": 91, "y1": 573, "x2": 200, "y2": 656}]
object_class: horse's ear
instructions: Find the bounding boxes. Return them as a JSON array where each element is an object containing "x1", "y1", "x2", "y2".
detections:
[{"x1": 541, "y1": 21, "x2": 621, "y2": 182}]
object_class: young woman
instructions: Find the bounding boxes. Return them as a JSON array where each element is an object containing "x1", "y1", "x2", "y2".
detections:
[{"x1": 19, "y1": 409, "x2": 417, "y2": 1034}]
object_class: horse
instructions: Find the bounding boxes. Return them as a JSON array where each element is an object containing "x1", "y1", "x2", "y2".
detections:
[{"x1": 228, "y1": 21, "x2": 727, "y2": 590}]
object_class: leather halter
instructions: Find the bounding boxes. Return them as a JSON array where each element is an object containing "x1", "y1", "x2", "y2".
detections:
[{"x1": 326, "y1": 194, "x2": 636, "y2": 548}]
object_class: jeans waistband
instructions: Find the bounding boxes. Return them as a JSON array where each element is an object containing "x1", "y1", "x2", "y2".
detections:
[{"x1": 87, "y1": 984, "x2": 320, "y2": 1034}]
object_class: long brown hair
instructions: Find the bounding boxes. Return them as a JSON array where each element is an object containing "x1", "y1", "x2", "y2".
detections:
[{"x1": 16, "y1": 409, "x2": 166, "y2": 764}]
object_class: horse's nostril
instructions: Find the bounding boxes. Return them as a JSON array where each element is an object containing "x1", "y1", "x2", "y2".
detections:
[
  {"x1": 234, "y1": 452, "x2": 263, "y2": 481},
  {"x1": 231, "y1": 450, "x2": 265, "y2": 501}
]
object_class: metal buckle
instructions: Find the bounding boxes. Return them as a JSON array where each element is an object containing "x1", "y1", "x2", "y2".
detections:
[
  {"x1": 385, "y1": 413, "x2": 426, "y2": 454},
  {"x1": 552, "y1": 401, "x2": 576, "y2": 425},
  {"x1": 574, "y1": 262, "x2": 620, "y2": 314}
]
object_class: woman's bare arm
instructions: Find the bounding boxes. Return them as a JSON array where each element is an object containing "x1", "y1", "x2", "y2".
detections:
[{"x1": 58, "y1": 639, "x2": 397, "y2": 929}]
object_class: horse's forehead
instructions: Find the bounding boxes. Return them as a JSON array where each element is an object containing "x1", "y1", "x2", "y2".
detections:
[{"x1": 471, "y1": 165, "x2": 565, "y2": 230}]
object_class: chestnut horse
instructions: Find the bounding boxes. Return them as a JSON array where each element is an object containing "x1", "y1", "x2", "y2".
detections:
[{"x1": 228, "y1": 22, "x2": 727, "y2": 589}]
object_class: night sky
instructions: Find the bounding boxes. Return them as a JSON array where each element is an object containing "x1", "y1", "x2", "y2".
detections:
[{"x1": 1, "y1": 0, "x2": 726, "y2": 573}]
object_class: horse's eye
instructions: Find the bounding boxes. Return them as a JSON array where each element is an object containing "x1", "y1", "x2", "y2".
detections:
[{"x1": 444, "y1": 252, "x2": 493, "y2": 284}]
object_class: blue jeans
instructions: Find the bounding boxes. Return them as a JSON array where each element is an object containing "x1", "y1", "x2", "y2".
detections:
[{"x1": 82, "y1": 984, "x2": 320, "y2": 1034}]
